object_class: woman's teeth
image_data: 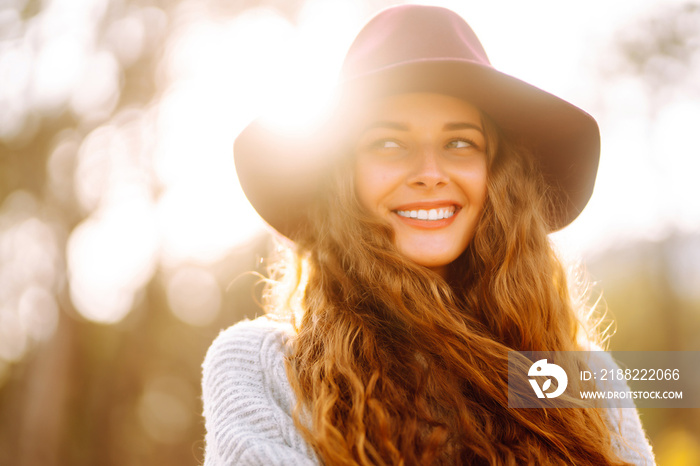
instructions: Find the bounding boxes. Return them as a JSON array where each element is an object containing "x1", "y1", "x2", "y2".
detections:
[{"x1": 396, "y1": 207, "x2": 456, "y2": 220}]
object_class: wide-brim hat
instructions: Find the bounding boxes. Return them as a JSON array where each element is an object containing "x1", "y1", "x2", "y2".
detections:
[{"x1": 234, "y1": 4, "x2": 600, "y2": 237}]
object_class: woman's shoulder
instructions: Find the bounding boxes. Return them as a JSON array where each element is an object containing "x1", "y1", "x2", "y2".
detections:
[
  {"x1": 201, "y1": 316, "x2": 318, "y2": 465},
  {"x1": 202, "y1": 315, "x2": 296, "y2": 406},
  {"x1": 204, "y1": 316, "x2": 295, "y2": 365}
]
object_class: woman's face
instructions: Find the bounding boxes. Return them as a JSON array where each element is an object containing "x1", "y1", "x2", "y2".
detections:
[{"x1": 354, "y1": 92, "x2": 488, "y2": 277}]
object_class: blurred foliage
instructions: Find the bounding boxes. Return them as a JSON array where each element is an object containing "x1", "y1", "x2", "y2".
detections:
[
  {"x1": 613, "y1": 2, "x2": 700, "y2": 100},
  {"x1": 601, "y1": 0, "x2": 700, "y2": 147},
  {"x1": 587, "y1": 231, "x2": 700, "y2": 465},
  {"x1": 0, "y1": 0, "x2": 699, "y2": 465},
  {"x1": 0, "y1": 0, "x2": 305, "y2": 464},
  {"x1": 592, "y1": 5, "x2": 700, "y2": 463}
]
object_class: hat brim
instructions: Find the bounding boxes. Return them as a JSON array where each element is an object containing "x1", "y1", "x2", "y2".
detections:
[{"x1": 234, "y1": 59, "x2": 600, "y2": 237}]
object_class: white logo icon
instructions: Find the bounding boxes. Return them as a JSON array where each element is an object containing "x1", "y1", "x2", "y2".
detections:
[{"x1": 528, "y1": 359, "x2": 568, "y2": 399}]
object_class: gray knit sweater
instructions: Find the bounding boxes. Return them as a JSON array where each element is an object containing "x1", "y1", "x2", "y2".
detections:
[{"x1": 201, "y1": 317, "x2": 656, "y2": 465}]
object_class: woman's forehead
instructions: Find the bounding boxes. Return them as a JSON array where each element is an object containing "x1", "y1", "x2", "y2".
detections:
[{"x1": 359, "y1": 92, "x2": 483, "y2": 127}]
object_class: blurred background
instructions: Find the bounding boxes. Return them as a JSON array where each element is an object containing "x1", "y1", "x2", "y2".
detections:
[{"x1": 0, "y1": 0, "x2": 699, "y2": 464}]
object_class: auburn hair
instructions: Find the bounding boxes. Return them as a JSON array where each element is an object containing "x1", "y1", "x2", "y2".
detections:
[{"x1": 264, "y1": 114, "x2": 632, "y2": 465}]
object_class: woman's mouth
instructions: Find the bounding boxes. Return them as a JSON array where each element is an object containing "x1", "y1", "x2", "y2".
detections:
[
  {"x1": 391, "y1": 204, "x2": 461, "y2": 229},
  {"x1": 395, "y1": 206, "x2": 456, "y2": 221}
]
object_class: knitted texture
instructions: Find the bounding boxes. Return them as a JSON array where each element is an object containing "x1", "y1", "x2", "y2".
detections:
[
  {"x1": 201, "y1": 318, "x2": 319, "y2": 465},
  {"x1": 201, "y1": 317, "x2": 656, "y2": 465},
  {"x1": 592, "y1": 351, "x2": 657, "y2": 465}
]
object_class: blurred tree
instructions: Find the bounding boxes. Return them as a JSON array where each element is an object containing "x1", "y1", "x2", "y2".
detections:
[
  {"x1": 612, "y1": 1, "x2": 700, "y2": 106},
  {"x1": 591, "y1": 4, "x2": 700, "y2": 462},
  {"x1": 0, "y1": 0, "x2": 313, "y2": 464}
]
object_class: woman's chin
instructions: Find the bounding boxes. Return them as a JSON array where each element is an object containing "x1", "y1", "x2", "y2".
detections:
[
  {"x1": 395, "y1": 236, "x2": 466, "y2": 270},
  {"x1": 398, "y1": 249, "x2": 459, "y2": 276}
]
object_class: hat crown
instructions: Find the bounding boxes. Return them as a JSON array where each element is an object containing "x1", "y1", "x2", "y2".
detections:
[{"x1": 342, "y1": 5, "x2": 491, "y2": 80}]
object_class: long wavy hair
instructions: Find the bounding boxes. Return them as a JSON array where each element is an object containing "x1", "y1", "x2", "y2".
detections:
[{"x1": 264, "y1": 113, "x2": 631, "y2": 465}]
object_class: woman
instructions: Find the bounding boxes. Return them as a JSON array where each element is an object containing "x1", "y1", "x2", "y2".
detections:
[{"x1": 202, "y1": 5, "x2": 655, "y2": 465}]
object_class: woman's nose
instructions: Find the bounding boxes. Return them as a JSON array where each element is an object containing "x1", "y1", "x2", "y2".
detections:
[{"x1": 406, "y1": 146, "x2": 449, "y2": 189}]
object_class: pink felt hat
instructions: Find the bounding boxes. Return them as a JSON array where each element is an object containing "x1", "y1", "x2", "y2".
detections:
[{"x1": 234, "y1": 4, "x2": 600, "y2": 236}]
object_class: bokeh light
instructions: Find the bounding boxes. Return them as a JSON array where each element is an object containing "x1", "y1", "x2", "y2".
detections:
[
  {"x1": 0, "y1": 191, "x2": 62, "y2": 362},
  {"x1": 67, "y1": 193, "x2": 158, "y2": 324},
  {"x1": 137, "y1": 374, "x2": 195, "y2": 445},
  {"x1": 69, "y1": 49, "x2": 121, "y2": 122},
  {"x1": 166, "y1": 266, "x2": 221, "y2": 327}
]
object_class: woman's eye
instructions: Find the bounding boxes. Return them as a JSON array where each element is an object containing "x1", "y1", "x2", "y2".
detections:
[
  {"x1": 372, "y1": 139, "x2": 401, "y2": 149},
  {"x1": 446, "y1": 139, "x2": 473, "y2": 149}
]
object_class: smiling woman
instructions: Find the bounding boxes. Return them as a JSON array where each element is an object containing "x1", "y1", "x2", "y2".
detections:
[
  {"x1": 201, "y1": 5, "x2": 655, "y2": 465},
  {"x1": 354, "y1": 93, "x2": 489, "y2": 277}
]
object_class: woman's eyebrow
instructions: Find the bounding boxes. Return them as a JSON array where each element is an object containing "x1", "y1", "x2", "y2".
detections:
[
  {"x1": 362, "y1": 121, "x2": 409, "y2": 132},
  {"x1": 443, "y1": 122, "x2": 483, "y2": 133},
  {"x1": 361, "y1": 121, "x2": 483, "y2": 133}
]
